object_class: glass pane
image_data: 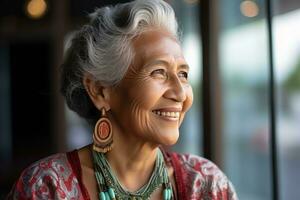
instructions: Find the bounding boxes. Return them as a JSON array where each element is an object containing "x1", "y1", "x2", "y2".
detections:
[
  {"x1": 273, "y1": 1, "x2": 300, "y2": 199},
  {"x1": 219, "y1": 1, "x2": 272, "y2": 199}
]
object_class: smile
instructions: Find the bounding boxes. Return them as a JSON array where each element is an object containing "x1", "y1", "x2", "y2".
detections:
[{"x1": 152, "y1": 110, "x2": 180, "y2": 120}]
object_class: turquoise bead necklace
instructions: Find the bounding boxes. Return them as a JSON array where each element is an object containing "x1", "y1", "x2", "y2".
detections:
[{"x1": 92, "y1": 149, "x2": 173, "y2": 200}]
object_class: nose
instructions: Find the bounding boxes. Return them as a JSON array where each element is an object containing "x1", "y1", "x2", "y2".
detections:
[{"x1": 163, "y1": 75, "x2": 186, "y2": 102}]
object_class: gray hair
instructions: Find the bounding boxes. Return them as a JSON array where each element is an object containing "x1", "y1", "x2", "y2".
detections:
[{"x1": 60, "y1": 0, "x2": 179, "y2": 124}]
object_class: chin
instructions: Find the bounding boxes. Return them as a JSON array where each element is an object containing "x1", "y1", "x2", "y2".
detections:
[{"x1": 159, "y1": 131, "x2": 179, "y2": 146}]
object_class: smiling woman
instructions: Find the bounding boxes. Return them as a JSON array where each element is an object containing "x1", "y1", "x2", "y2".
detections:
[
  {"x1": 7, "y1": 0, "x2": 238, "y2": 199},
  {"x1": 105, "y1": 30, "x2": 193, "y2": 147}
]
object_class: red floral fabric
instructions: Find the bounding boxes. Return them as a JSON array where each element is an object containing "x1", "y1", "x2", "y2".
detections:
[
  {"x1": 168, "y1": 152, "x2": 238, "y2": 200},
  {"x1": 7, "y1": 150, "x2": 238, "y2": 200}
]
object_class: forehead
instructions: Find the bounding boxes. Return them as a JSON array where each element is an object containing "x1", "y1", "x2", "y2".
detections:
[{"x1": 131, "y1": 30, "x2": 185, "y2": 68}]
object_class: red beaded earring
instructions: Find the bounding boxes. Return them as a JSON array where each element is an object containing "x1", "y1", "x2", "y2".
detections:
[{"x1": 93, "y1": 108, "x2": 113, "y2": 153}]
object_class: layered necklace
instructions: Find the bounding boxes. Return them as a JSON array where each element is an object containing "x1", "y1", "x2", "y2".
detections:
[{"x1": 92, "y1": 149, "x2": 173, "y2": 200}]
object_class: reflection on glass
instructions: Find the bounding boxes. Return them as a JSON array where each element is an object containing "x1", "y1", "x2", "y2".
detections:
[
  {"x1": 219, "y1": 1, "x2": 271, "y2": 199},
  {"x1": 273, "y1": 6, "x2": 300, "y2": 199}
]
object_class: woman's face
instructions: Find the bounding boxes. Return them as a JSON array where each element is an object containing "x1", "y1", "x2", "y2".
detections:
[{"x1": 109, "y1": 30, "x2": 193, "y2": 146}]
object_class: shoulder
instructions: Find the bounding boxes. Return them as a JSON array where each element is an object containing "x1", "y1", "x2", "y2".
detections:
[
  {"x1": 174, "y1": 153, "x2": 225, "y2": 179},
  {"x1": 169, "y1": 152, "x2": 238, "y2": 200},
  {"x1": 7, "y1": 152, "x2": 85, "y2": 200}
]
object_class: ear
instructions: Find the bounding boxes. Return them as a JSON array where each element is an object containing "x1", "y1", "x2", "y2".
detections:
[{"x1": 83, "y1": 74, "x2": 111, "y2": 111}]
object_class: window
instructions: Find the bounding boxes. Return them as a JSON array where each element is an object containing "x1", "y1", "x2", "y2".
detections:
[
  {"x1": 273, "y1": 1, "x2": 300, "y2": 199},
  {"x1": 219, "y1": 1, "x2": 272, "y2": 199},
  {"x1": 200, "y1": 0, "x2": 300, "y2": 199}
]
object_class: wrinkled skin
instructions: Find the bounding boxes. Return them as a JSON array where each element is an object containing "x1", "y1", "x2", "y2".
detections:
[{"x1": 108, "y1": 30, "x2": 193, "y2": 146}]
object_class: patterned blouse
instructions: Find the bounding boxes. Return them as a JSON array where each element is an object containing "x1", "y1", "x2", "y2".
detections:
[{"x1": 7, "y1": 150, "x2": 238, "y2": 200}]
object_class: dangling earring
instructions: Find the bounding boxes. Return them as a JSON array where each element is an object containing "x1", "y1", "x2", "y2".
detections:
[{"x1": 93, "y1": 108, "x2": 113, "y2": 153}]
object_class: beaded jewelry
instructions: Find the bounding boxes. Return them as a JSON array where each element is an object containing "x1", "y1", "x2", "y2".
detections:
[{"x1": 93, "y1": 149, "x2": 173, "y2": 200}]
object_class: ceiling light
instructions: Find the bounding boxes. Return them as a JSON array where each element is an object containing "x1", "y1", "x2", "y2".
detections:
[
  {"x1": 26, "y1": 0, "x2": 47, "y2": 19},
  {"x1": 240, "y1": 0, "x2": 259, "y2": 18}
]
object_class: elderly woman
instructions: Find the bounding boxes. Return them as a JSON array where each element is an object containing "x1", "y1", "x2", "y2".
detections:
[{"x1": 8, "y1": 0, "x2": 238, "y2": 199}]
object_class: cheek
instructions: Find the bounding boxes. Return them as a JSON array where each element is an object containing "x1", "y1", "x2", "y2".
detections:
[
  {"x1": 128, "y1": 80, "x2": 163, "y2": 109},
  {"x1": 126, "y1": 82, "x2": 166, "y2": 134},
  {"x1": 125, "y1": 86, "x2": 153, "y2": 123},
  {"x1": 128, "y1": 97, "x2": 160, "y2": 138},
  {"x1": 179, "y1": 85, "x2": 193, "y2": 125},
  {"x1": 184, "y1": 85, "x2": 194, "y2": 111}
]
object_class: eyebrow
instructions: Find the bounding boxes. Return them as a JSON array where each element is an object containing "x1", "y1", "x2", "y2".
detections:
[{"x1": 144, "y1": 59, "x2": 190, "y2": 71}]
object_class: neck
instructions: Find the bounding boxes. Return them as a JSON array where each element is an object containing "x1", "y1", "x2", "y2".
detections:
[{"x1": 104, "y1": 125, "x2": 160, "y2": 191}]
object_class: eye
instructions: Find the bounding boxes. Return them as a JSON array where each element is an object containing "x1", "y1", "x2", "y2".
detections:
[
  {"x1": 178, "y1": 71, "x2": 188, "y2": 80},
  {"x1": 151, "y1": 69, "x2": 167, "y2": 78}
]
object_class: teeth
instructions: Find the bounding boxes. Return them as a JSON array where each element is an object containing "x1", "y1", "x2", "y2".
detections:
[{"x1": 152, "y1": 110, "x2": 180, "y2": 118}]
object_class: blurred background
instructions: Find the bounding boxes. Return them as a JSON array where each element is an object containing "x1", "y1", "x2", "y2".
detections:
[{"x1": 0, "y1": 0, "x2": 300, "y2": 199}]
